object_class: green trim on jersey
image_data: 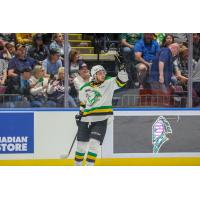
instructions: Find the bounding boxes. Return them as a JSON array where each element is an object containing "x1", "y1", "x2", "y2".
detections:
[
  {"x1": 80, "y1": 82, "x2": 90, "y2": 91},
  {"x1": 84, "y1": 106, "x2": 113, "y2": 113}
]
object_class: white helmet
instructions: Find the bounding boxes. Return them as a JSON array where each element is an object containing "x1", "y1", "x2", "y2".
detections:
[{"x1": 91, "y1": 65, "x2": 106, "y2": 79}]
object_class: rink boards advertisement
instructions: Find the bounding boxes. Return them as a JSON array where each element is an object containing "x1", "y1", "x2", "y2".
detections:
[
  {"x1": 0, "y1": 109, "x2": 200, "y2": 165},
  {"x1": 0, "y1": 113, "x2": 34, "y2": 154}
]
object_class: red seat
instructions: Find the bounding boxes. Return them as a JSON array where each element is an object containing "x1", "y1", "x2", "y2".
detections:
[{"x1": 139, "y1": 88, "x2": 172, "y2": 107}]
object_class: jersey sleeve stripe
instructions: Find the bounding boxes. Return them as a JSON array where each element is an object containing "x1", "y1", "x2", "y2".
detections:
[{"x1": 116, "y1": 79, "x2": 126, "y2": 87}]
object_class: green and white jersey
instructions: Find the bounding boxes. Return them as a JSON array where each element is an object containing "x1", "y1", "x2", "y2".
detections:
[{"x1": 79, "y1": 70, "x2": 128, "y2": 122}]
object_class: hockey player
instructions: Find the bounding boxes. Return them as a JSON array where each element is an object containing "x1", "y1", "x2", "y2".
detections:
[{"x1": 74, "y1": 63, "x2": 128, "y2": 166}]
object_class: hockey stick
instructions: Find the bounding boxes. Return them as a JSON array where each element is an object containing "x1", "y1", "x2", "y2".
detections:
[
  {"x1": 61, "y1": 113, "x2": 83, "y2": 159},
  {"x1": 114, "y1": 54, "x2": 125, "y2": 68},
  {"x1": 114, "y1": 53, "x2": 122, "y2": 64},
  {"x1": 66, "y1": 133, "x2": 77, "y2": 158},
  {"x1": 63, "y1": 115, "x2": 82, "y2": 159}
]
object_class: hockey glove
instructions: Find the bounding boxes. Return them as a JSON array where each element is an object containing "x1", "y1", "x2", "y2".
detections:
[{"x1": 75, "y1": 113, "x2": 82, "y2": 126}]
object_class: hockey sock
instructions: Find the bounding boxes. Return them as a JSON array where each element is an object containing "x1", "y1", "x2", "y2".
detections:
[
  {"x1": 74, "y1": 141, "x2": 88, "y2": 166},
  {"x1": 86, "y1": 138, "x2": 100, "y2": 166}
]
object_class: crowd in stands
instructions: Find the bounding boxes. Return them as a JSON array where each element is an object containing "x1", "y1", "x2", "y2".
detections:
[
  {"x1": 0, "y1": 33, "x2": 82, "y2": 108},
  {"x1": 119, "y1": 33, "x2": 200, "y2": 107},
  {"x1": 0, "y1": 33, "x2": 199, "y2": 108}
]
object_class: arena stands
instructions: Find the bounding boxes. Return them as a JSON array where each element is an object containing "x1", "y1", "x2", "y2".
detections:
[{"x1": 0, "y1": 33, "x2": 199, "y2": 108}]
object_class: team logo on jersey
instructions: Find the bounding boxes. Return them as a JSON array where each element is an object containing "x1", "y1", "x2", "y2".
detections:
[
  {"x1": 86, "y1": 89, "x2": 102, "y2": 106},
  {"x1": 152, "y1": 116, "x2": 172, "y2": 153}
]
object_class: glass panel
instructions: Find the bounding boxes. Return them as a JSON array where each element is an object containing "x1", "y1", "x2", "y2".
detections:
[
  {"x1": 0, "y1": 33, "x2": 195, "y2": 109},
  {"x1": 67, "y1": 33, "x2": 191, "y2": 109},
  {"x1": 0, "y1": 33, "x2": 72, "y2": 108},
  {"x1": 192, "y1": 33, "x2": 200, "y2": 107}
]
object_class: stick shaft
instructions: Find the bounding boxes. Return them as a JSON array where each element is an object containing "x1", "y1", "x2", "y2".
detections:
[{"x1": 67, "y1": 134, "x2": 77, "y2": 158}]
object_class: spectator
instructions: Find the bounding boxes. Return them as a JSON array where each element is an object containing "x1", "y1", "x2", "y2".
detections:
[
  {"x1": 119, "y1": 33, "x2": 142, "y2": 88},
  {"x1": 8, "y1": 44, "x2": 36, "y2": 78},
  {"x1": 29, "y1": 65, "x2": 56, "y2": 107},
  {"x1": 172, "y1": 45, "x2": 197, "y2": 96},
  {"x1": 42, "y1": 33, "x2": 53, "y2": 46},
  {"x1": 42, "y1": 48, "x2": 62, "y2": 77},
  {"x1": 6, "y1": 67, "x2": 31, "y2": 95},
  {"x1": 0, "y1": 41, "x2": 5, "y2": 58},
  {"x1": 69, "y1": 49, "x2": 83, "y2": 78},
  {"x1": 73, "y1": 63, "x2": 92, "y2": 93},
  {"x1": 193, "y1": 33, "x2": 200, "y2": 62},
  {"x1": 5, "y1": 42, "x2": 16, "y2": 59},
  {"x1": 0, "y1": 59, "x2": 8, "y2": 86},
  {"x1": 161, "y1": 34, "x2": 182, "y2": 84},
  {"x1": 160, "y1": 34, "x2": 188, "y2": 87},
  {"x1": 172, "y1": 45, "x2": 197, "y2": 105},
  {"x1": 0, "y1": 33, "x2": 15, "y2": 43},
  {"x1": 179, "y1": 46, "x2": 190, "y2": 77},
  {"x1": 47, "y1": 67, "x2": 77, "y2": 107},
  {"x1": 149, "y1": 43, "x2": 180, "y2": 106},
  {"x1": 50, "y1": 33, "x2": 71, "y2": 57},
  {"x1": 192, "y1": 59, "x2": 200, "y2": 106},
  {"x1": 171, "y1": 33, "x2": 188, "y2": 46},
  {"x1": 0, "y1": 41, "x2": 12, "y2": 61},
  {"x1": 162, "y1": 34, "x2": 174, "y2": 47},
  {"x1": 149, "y1": 43, "x2": 180, "y2": 89},
  {"x1": 175, "y1": 46, "x2": 196, "y2": 84},
  {"x1": 134, "y1": 33, "x2": 160, "y2": 88},
  {"x1": 5, "y1": 67, "x2": 32, "y2": 107},
  {"x1": 172, "y1": 46, "x2": 189, "y2": 86},
  {"x1": 170, "y1": 34, "x2": 188, "y2": 84},
  {"x1": 27, "y1": 34, "x2": 49, "y2": 62},
  {"x1": 119, "y1": 33, "x2": 141, "y2": 63},
  {"x1": 155, "y1": 33, "x2": 165, "y2": 45},
  {"x1": 15, "y1": 33, "x2": 34, "y2": 45}
]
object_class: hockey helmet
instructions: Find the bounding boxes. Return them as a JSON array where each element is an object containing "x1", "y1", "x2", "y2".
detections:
[{"x1": 91, "y1": 65, "x2": 106, "y2": 79}]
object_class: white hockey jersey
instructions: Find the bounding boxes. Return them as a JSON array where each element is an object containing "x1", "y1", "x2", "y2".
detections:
[{"x1": 79, "y1": 70, "x2": 128, "y2": 122}]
